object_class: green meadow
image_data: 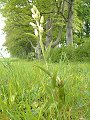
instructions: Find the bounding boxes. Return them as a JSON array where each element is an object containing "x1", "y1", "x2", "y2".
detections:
[
  {"x1": 0, "y1": 58, "x2": 90, "y2": 120},
  {"x1": 0, "y1": 0, "x2": 90, "y2": 120}
]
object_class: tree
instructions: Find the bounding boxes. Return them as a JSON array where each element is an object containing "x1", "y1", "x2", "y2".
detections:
[
  {"x1": 0, "y1": 0, "x2": 35, "y2": 57},
  {"x1": 66, "y1": 0, "x2": 74, "y2": 45},
  {"x1": 77, "y1": 0, "x2": 90, "y2": 38},
  {"x1": 0, "y1": 0, "x2": 86, "y2": 58}
]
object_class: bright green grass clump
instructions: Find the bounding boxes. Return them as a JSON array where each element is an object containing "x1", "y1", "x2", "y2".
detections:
[{"x1": 0, "y1": 58, "x2": 90, "y2": 120}]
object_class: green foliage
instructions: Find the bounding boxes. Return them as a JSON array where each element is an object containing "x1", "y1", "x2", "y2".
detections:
[
  {"x1": 0, "y1": 0, "x2": 35, "y2": 57},
  {"x1": 26, "y1": 52, "x2": 35, "y2": 61},
  {"x1": 76, "y1": 39, "x2": 90, "y2": 61},
  {"x1": 50, "y1": 39, "x2": 90, "y2": 62},
  {"x1": 0, "y1": 59, "x2": 90, "y2": 119},
  {"x1": 50, "y1": 47, "x2": 63, "y2": 63},
  {"x1": 77, "y1": 0, "x2": 90, "y2": 37},
  {"x1": 0, "y1": 0, "x2": 89, "y2": 58}
]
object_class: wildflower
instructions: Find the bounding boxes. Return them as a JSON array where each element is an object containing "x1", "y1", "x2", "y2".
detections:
[
  {"x1": 39, "y1": 25, "x2": 44, "y2": 34},
  {"x1": 34, "y1": 13, "x2": 39, "y2": 20},
  {"x1": 30, "y1": 22, "x2": 37, "y2": 29},
  {"x1": 34, "y1": 29, "x2": 38, "y2": 37},
  {"x1": 37, "y1": 11, "x2": 40, "y2": 18},
  {"x1": 40, "y1": 16, "x2": 44, "y2": 24},
  {"x1": 31, "y1": 8, "x2": 35, "y2": 14},
  {"x1": 32, "y1": 14, "x2": 35, "y2": 19},
  {"x1": 33, "y1": 5, "x2": 38, "y2": 12}
]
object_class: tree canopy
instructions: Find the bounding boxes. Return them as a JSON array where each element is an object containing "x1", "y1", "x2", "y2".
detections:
[{"x1": 0, "y1": 0, "x2": 90, "y2": 58}]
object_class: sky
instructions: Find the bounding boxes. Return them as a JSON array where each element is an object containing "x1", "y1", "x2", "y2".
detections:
[{"x1": 0, "y1": 14, "x2": 10, "y2": 58}]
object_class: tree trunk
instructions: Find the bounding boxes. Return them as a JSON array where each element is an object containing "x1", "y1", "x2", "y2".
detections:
[
  {"x1": 51, "y1": 27, "x2": 62, "y2": 48},
  {"x1": 66, "y1": 0, "x2": 74, "y2": 45},
  {"x1": 29, "y1": 40, "x2": 41, "y2": 59},
  {"x1": 35, "y1": 41, "x2": 41, "y2": 59},
  {"x1": 46, "y1": 17, "x2": 52, "y2": 48},
  {"x1": 52, "y1": 0, "x2": 65, "y2": 47}
]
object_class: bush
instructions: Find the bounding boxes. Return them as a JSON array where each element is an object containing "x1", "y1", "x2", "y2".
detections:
[
  {"x1": 50, "y1": 39, "x2": 90, "y2": 62},
  {"x1": 50, "y1": 45, "x2": 76, "y2": 62},
  {"x1": 26, "y1": 52, "x2": 36, "y2": 61},
  {"x1": 75, "y1": 39, "x2": 90, "y2": 61},
  {"x1": 50, "y1": 47, "x2": 62, "y2": 62}
]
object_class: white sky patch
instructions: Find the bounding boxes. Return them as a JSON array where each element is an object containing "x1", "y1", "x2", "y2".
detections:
[{"x1": 0, "y1": 14, "x2": 10, "y2": 58}]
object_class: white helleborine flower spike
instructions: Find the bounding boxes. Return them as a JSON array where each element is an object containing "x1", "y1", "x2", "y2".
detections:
[
  {"x1": 40, "y1": 16, "x2": 44, "y2": 24},
  {"x1": 34, "y1": 29, "x2": 38, "y2": 37}
]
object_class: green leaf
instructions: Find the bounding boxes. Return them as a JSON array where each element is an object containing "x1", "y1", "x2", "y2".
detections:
[{"x1": 35, "y1": 65, "x2": 52, "y2": 78}]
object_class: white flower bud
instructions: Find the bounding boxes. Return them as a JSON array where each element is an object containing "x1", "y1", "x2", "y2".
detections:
[
  {"x1": 32, "y1": 14, "x2": 35, "y2": 19},
  {"x1": 34, "y1": 14, "x2": 39, "y2": 20},
  {"x1": 31, "y1": 8, "x2": 35, "y2": 14},
  {"x1": 39, "y1": 25, "x2": 44, "y2": 34},
  {"x1": 36, "y1": 11, "x2": 40, "y2": 19},
  {"x1": 40, "y1": 16, "x2": 44, "y2": 24},
  {"x1": 33, "y1": 5, "x2": 38, "y2": 12},
  {"x1": 30, "y1": 22, "x2": 37, "y2": 28},
  {"x1": 34, "y1": 29, "x2": 38, "y2": 37}
]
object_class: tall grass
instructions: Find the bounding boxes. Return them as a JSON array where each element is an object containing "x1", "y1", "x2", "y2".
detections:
[{"x1": 0, "y1": 58, "x2": 90, "y2": 120}]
